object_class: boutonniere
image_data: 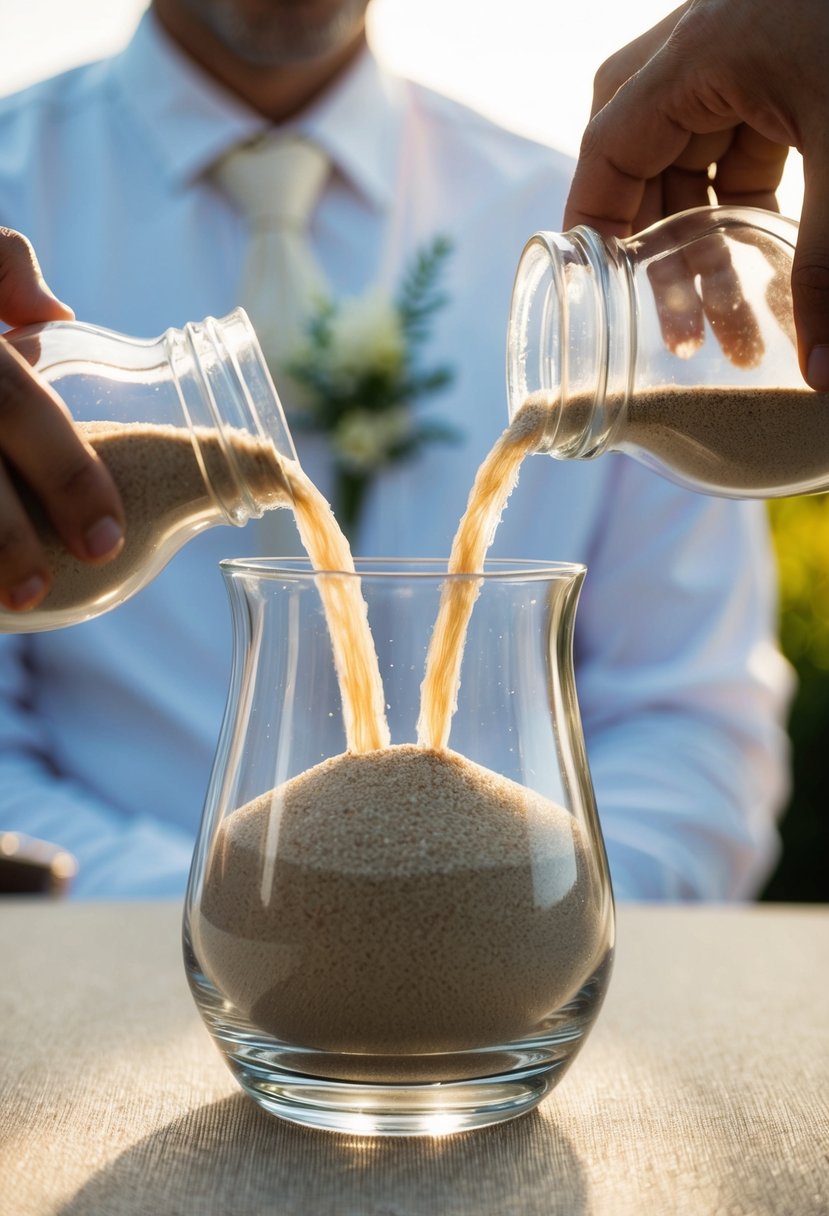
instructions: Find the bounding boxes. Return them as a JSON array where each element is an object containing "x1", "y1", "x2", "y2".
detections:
[{"x1": 284, "y1": 235, "x2": 458, "y2": 537}]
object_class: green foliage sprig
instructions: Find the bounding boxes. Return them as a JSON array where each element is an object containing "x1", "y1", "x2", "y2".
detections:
[{"x1": 285, "y1": 235, "x2": 458, "y2": 537}]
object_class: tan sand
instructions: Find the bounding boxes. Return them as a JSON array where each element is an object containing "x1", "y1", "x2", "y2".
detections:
[
  {"x1": 623, "y1": 384, "x2": 829, "y2": 492},
  {"x1": 196, "y1": 745, "x2": 602, "y2": 1057},
  {"x1": 17, "y1": 420, "x2": 290, "y2": 614},
  {"x1": 417, "y1": 398, "x2": 550, "y2": 749}
]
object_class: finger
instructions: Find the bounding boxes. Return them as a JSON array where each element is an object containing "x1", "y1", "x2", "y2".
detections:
[
  {"x1": 4, "y1": 327, "x2": 43, "y2": 369},
  {"x1": 588, "y1": 2, "x2": 692, "y2": 119},
  {"x1": 729, "y1": 223, "x2": 797, "y2": 350},
  {"x1": 661, "y1": 164, "x2": 716, "y2": 220},
  {"x1": 0, "y1": 341, "x2": 124, "y2": 573},
  {"x1": 689, "y1": 231, "x2": 764, "y2": 368},
  {"x1": 647, "y1": 251, "x2": 705, "y2": 358},
  {"x1": 673, "y1": 129, "x2": 734, "y2": 173},
  {"x1": 631, "y1": 177, "x2": 665, "y2": 234},
  {"x1": 659, "y1": 129, "x2": 732, "y2": 218},
  {"x1": 0, "y1": 461, "x2": 49, "y2": 611},
  {"x1": 712, "y1": 125, "x2": 787, "y2": 208},
  {"x1": 643, "y1": 216, "x2": 765, "y2": 367},
  {"x1": 564, "y1": 54, "x2": 699, "y2": 235},
  {"x1": 789, "y1": 149, "x2": 829, "y2": 387},
  {"x1": 0, "y1": 227, "x2": 73, "y2": 325}
]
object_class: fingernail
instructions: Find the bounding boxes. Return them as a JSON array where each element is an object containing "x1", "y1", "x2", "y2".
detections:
[
  {"x1": 10, "y1": 574, "x2": 47, "y2": 610},
  {"x1": 84, "y1": 516, "x2": 124, "y2": 561},
  {"x1": 38, "y1": 278, "x2": 74, "y2": 319},
  {"x1": 806, "y1": 345, "x2": 829, "y2": 391}
]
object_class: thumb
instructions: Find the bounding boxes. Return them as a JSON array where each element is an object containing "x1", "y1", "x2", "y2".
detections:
[
  {"x1": 791, "y1": 157, "x2": 829, "y2": 389},
  {"x1": 0, "y1": 227, "x2": 74, "y2": 326}
]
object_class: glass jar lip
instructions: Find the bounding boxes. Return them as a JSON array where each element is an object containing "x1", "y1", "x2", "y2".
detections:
[{"x1": 220, "y1": 556, "x2": 587, "y2": 582}]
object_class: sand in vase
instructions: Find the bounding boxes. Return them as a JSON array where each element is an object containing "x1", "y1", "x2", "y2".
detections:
[{"x1": 196, "y1": 746, "x2": 603, "y2": 1062}]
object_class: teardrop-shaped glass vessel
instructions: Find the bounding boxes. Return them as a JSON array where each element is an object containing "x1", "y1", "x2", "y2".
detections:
[{"x1": 183, "y1": 556, "x2": 615, "y2": 1136}]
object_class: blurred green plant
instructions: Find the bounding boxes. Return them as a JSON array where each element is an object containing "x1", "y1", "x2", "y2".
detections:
[
  {"x1": 769, "y1": 495, "x2": 829, "y2": 666},
  {"x1": 285, "y1": 235, "x2": 457, "y2": 538},
  {"x1": 761, "y1": 496, "x2": 829, "y2": 901}
]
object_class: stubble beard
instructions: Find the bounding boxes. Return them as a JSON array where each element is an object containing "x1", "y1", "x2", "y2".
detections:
[{"x1": 179, "y1": 0, "x2": 370, "y2": 66}]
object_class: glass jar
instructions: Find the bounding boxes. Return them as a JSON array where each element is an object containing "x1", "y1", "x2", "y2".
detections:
[
  {"x1": 506, "y1": 205, "x2": 823, "y2": 498},
  {"x1": 1, "y1": 308, "x2": 296, "y2": 633},
  {"x1": 183, "y1": 557, "x2": 615, "y2": 1136}
]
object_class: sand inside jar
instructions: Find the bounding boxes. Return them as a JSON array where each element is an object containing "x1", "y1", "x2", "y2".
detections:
[
  {"x1": 14, "y1": 421, "x2": 292, "y2": 614},
  {"x1": 525, "y1": 382, "x2": 829, "y2": 493},
  {"x1": 196, "y1": 745, "x2": 601, "y2": 1057},
  {"x1": 623, "y1": 384, "x2": 829, "y2": 492}
]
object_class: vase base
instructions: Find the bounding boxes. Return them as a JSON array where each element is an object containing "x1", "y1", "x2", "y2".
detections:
[{"x1": 185, "y1": 928, "x2": 613, "y2": 1137}]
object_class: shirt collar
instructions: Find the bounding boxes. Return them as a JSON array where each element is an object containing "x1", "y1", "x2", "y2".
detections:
[
  {"x1": 297, "y1": 48, "x2": 402, "y2": 212},
  {"x1": 112, "y1": 8, "x2": 402, "y2": 209}
]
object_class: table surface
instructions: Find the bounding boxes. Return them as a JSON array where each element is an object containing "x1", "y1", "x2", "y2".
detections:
[{"x1": 1, "y1": 901, "x2": 827, "y2": 1216}]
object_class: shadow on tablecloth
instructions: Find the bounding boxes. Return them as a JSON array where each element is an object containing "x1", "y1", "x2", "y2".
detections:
[{"x1": 56, "y1": 1092, "x2": 588, "y2": 1216}]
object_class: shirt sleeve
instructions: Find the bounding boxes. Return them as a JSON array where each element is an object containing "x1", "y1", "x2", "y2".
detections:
[
  {"x1": 575, "y1": 456, "x2": 794, "y2": 901},
  {"x1": 0, "y1": 633, "x2": 195, "y2": 898}
]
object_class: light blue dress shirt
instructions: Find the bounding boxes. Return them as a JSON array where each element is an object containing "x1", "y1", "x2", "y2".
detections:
[{"x1": 0, "y1": 10, "x2": 792, "y2": 899}]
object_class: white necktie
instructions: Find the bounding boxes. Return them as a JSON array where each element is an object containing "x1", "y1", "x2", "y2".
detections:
[
  {"x1": 212, "y1": 135, "x2": 330, "y2": 557},
  {"x1": 212, "y1": 134, "x2": 330, "y2": 385}
]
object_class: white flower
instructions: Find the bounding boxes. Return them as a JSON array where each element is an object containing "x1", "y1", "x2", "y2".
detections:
[
  {"x1": 333, "y1": 407, "x2": 412, "y2": 472},
  {"x1": 321, "y1": 288, "x2": 406, "y2": 383},
  {"x1": 282, "y1": 234, "x2": 454, "y2": 532}
]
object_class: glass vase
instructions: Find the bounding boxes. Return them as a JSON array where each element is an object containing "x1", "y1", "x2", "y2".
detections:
[{"x1": 183, "y1": 557, "x2": 615, "y2": 1136}]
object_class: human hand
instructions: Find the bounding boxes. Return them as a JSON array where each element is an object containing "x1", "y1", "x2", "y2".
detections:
[
  {"x1": 563, "y1": 0, "x2": 829, "y2": 387},
  {"x1": 0, "y1": 228, "x2": 124, "y2": 612}
]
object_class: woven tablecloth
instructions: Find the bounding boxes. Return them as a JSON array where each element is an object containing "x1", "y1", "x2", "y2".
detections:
[{"x1": 1, "y1": 901, "x2": 827, "y2": 1216}]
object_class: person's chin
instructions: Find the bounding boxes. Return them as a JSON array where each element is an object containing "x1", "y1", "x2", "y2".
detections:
[{"x1": 192, "y1": 0, "x2": 369, "y2": 66}]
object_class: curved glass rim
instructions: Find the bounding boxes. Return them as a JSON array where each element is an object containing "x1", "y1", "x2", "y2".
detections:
[{"x1": 220, "y1": 556, "x2": 587, "y2": 582}]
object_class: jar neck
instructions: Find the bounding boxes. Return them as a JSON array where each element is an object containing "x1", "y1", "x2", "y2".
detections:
[
  {"x1": 507, "y1": 227, "x2": 636, "y2": 458},
  {"x1": 165, "y1": 308, "x2": 296, "y2": 524}
]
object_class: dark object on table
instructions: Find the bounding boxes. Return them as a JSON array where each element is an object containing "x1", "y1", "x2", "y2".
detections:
[{"x1": 0, "y1": 832, "x2": 77, "y2": 896}]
